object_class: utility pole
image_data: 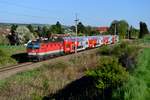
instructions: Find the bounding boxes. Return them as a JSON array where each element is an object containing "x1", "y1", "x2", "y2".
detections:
[
  {"x1": 115, "y1": 23, "x2": 117, "y2": 35},
  {"x1": 75, "y1": 14, "x2": 79, "y2": 54}
]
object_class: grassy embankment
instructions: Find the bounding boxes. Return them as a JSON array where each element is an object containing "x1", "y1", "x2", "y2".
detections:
[
  {"x1": 0, "y1": 52, "x2": 99, "y2": 99},
  {"x1": 0, "y1": 45, "x2": 26, "y2": 67},
  {"x1": 112, "y1": 37, "x2": 150, "y2": 100},
  {"x1": 112, "y1": 44, "x2": 150, "y2": 100}
]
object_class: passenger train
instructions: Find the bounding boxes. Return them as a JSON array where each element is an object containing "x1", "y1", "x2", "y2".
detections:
[{"x1": 26, "y1": 35, "x2": 119, "y2": 61}]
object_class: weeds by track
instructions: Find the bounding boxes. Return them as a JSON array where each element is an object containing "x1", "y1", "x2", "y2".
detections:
[
  {"x1": 0, "y1": 47, "x2": 101, "y2": 80},
  {"x1": 0, "y1": 62, "x2": 33, "y2": 73}
]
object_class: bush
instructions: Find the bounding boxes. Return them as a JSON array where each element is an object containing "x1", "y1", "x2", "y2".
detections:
[
  {"x1": 0, "y1": 35, "x2": 9, "y2": 45},
  {"x1": 85, "y1": 56, "x2": 129, "y2": 99},
  {"x1": 98, "y1": 46, "x2": 111, "y2": 55},
  {"x1": 98, "y1": 42, "x2": 140, "y2": 71},
  {"x1": 86, "y1": 56, "x2": 129, "y2": 90},
  {"x1": 0, "y1": 49, "x2": 17, "y2": 67}
]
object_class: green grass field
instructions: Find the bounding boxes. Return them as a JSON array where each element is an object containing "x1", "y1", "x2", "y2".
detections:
[
  {"x1": 112, "y1": 48, "x2": 150, "y2": 100},
  {"x1": 0, "y1": 45, "x2": 26, "y2": 55},
  {"x1": 123, "y1": 48, "x2": 150, "y2": 100}
]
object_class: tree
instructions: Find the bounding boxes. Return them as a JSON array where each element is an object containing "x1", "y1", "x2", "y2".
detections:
[
  {"x1": 27, "y1": 24, "x2": 34, "y2": 33},
  {"x1": 42, "y1": 26, "x2": 49, "y2": 37},
  {"x1": 8, "y1": 24, "x2": 19, "y2": 45},
  {"x1": 16, "y1": 26, "x2": 35, "y2": 43},
  {"x1": 70, "y1": 26, "x2": 76, "y2": 32},
  {"x1": 56, "y1": 21, "x2": 63, "y2": 34},
  {"x1": 85, "y1": 26, "x2": 92, "y2": 36},
  {"x1": 27, "y1": 24, "x2": 39, "y2": 38},
  {"x1": 85, "y1": 26, "x2": 100, "y2": 36},
  {"x1": 129, "y1": 26, "x2": 139, "y2": 39},
  {"x1": 118, "y1": 20, "x2": 129, "y2": 39},
  {"x1": 50, "y1": 25, "x2": 57, "y2": 34},
  {"x1": 139, "y1": 21, "x2": 149, "y2": 38},
  {"x1": 7, "y1": 33, "x2": 19, "y2": 45},
  {"x1": 11, "y1": 24, "x2": 18, "y2": 33},
  {"x1": 77, "y1": 22, "x2": 85, "y2": 34},
  {"x1": 109, "y1": 20, "x2": 129, "y2": 39},
  {"x1": 50, "y1": 21, "x2": 64, "y2": 34},
  {"x1": 108, "y1": 20, "x2": 119, "y2": 35},
  {"x1": 35, "y1": 26, "x2": 43, "y2": 37}
]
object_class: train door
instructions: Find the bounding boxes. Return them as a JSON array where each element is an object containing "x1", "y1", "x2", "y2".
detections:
[{"x1": 70, "y1": 41, "x2": 75, "y2": 53}]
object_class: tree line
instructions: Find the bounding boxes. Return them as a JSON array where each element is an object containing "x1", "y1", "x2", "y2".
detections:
[
  {"x1": 0, "y1": 20, "x2": 149, "y2": 45},
  {"x1": 6, "y1": 21, "x2": 100, "y2": 45},
  {"x1": 108, "y1": 20, "x2": 149, "y2": 39}
]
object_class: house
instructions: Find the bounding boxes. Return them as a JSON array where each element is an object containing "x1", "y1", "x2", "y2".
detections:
[{"x1": 97, "y1": 27, "x2": 109, "y2": 33}]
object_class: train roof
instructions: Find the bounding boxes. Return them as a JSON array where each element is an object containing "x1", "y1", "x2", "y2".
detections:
[{"x1": 28, "y1": 35, "x2": 117, "y2": 44}]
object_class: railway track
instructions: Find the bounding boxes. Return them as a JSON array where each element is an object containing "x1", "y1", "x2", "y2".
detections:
[{"x1": 0, "y1": 62, "x2": 33, "y2": 73}]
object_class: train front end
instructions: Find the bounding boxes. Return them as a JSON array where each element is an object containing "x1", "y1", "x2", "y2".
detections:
[{"x1": 26, "y1": 40, "x2": 40, "y2": 61}]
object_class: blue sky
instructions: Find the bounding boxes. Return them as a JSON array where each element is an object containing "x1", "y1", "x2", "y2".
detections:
[{"x1": 0, "y1": 0, "x2": 149, "y2": 28}]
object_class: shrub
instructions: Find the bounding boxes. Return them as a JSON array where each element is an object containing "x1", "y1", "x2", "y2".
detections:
[
  {"x1": 0, "y1": 35, "x2": 9, "y2": 45},
  {"x1": 98, "y1": 45, "x2": 111, "y2": 55},
  {"x1": 111, "y1": 42, "x2": 129, "y2": 57},
  {"x1": 86, "y1": 56, "x2": 129, "y2": 90},
  {"x1": 99, "y1": 42, "x2": 140, "y2": 71},
  {"x1": 0, "y1": 49, "x2": 17, "y2": 67}
]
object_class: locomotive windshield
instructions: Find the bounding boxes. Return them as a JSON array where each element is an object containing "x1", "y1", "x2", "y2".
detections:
[{"x1": 27, "y1": 41, "x2": 40, "y2": 49}]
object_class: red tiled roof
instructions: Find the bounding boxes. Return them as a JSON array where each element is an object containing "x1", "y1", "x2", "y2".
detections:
[
  {"x1": 97, "y1": 27, "x2": 109, "y2": 33},
  {"x1": 97, "y1": 27, "x2": 109, "y2": 31}
]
